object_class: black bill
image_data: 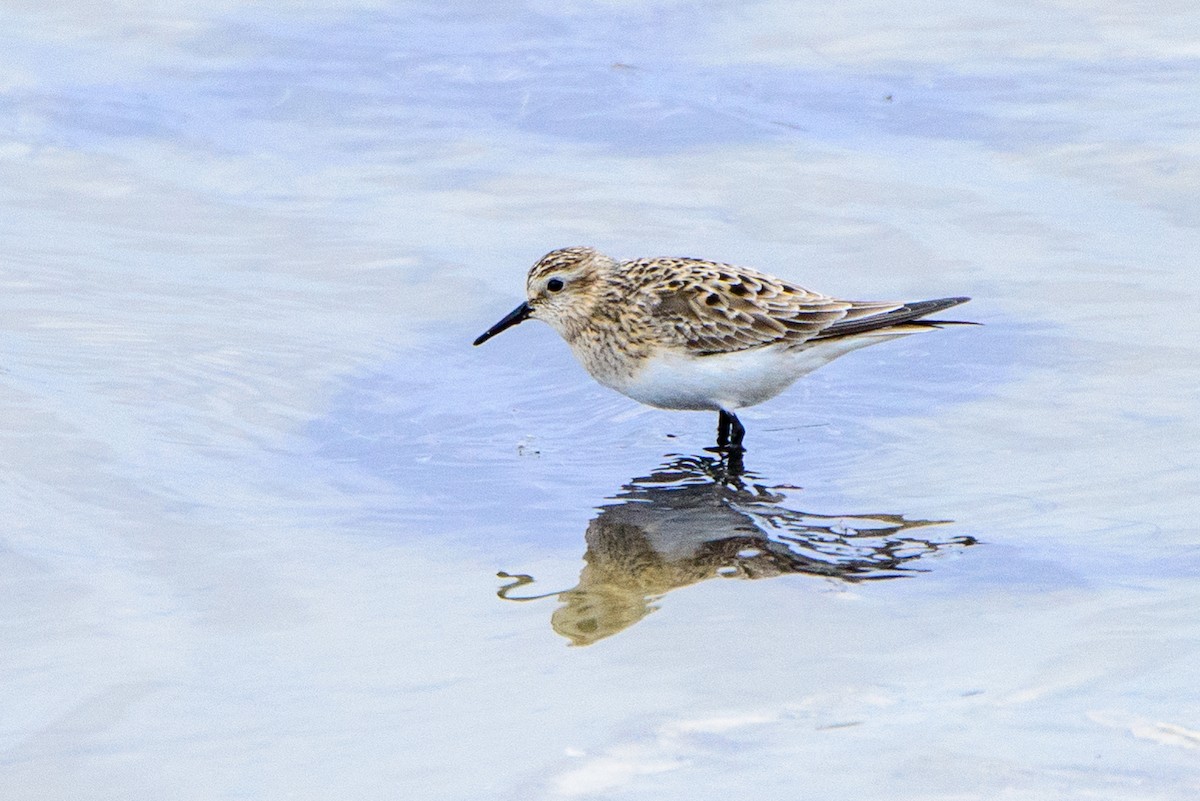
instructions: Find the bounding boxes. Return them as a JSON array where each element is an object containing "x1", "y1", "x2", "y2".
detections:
[{"x1": 472, "y1": 301, "x2": 532, "y2": 346}]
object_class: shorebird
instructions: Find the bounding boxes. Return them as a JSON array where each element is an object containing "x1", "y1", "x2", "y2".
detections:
[{"x1": 474, "y1": 246, "x2": 971, "y2": 452}]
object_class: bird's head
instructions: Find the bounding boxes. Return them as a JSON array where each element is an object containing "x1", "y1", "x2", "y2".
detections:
[{"x1": 473, "y1": 246, "x2": 618, "y2": 346}]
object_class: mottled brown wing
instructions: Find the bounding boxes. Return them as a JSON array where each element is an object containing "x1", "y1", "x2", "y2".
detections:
[{"x1": 630, "y1": 258, "x2": 900, "y2": 356}]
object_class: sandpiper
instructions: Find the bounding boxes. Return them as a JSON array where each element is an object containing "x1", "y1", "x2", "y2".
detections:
[{"x1": 474, "y1": 247, "x2": 971, "y2": 452}]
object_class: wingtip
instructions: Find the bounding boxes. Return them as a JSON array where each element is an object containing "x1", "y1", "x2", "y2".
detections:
[
  {"x1": 913, "y1": 296, "x2": 972, "y2": 315},
  {"x1": 923, "y1": 296, "x2": 972, "y2": 315},
  {"x1": 920, "y1": 296, "x2": 976, "y2": 327}
]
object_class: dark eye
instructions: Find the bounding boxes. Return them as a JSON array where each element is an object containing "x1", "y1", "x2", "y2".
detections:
[{"x1": 547, "y1": 278, "x2": 565, "y2": 292}]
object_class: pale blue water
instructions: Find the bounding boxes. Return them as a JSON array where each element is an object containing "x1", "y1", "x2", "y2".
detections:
[{"x1": 2, "y1": 2, "x2": 1199, "y2": 799}]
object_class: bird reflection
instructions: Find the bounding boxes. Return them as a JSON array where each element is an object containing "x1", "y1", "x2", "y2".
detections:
[{"x1": 498, "y1": 454, "x2": 976, "y2": 646}]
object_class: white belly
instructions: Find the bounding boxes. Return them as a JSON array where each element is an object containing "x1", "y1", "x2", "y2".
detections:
[{"x1": 604, "y1": 333, "x2": 908, "y2": 411}]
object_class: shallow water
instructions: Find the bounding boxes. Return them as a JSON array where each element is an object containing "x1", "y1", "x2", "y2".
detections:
[{"x1": 3, "y1": 2, "x2": 1200, "y2": 799}]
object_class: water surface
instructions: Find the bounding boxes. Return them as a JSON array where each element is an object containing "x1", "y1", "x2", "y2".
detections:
[{"x1": 2, "y1": 2, "x2": 1199, "y2": 799}]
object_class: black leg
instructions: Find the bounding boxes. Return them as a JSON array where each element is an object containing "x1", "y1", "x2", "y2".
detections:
[
  {"x1": 717, "y1": 410, "x2": 732, "y2": 449},
  {"x1": 716, "y1": 409, "x2": 746, "y2": 478},
  {"x1": 727, "y1": 411, "x2": 745, "y2": 449}
]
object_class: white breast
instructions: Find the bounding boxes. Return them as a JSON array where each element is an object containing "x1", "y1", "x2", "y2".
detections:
[{"x1": 600, "y1": 332, "x2": 910, "y2": 411}]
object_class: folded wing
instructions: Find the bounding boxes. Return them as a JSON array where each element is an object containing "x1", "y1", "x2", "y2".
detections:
[{"x1": 638, "y1": 258, "x2": 969, "y2": 356}]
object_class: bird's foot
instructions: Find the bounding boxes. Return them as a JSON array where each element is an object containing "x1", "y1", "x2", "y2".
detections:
[{"x1": 702, "y1": 444, "x2": 746, "y2": 477}]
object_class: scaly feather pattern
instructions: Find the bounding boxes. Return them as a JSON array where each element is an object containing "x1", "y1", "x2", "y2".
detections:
[{"x1": 620, "y1": 256, "x2": 903, "y2": 356}]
